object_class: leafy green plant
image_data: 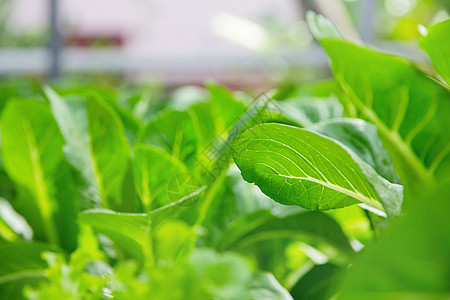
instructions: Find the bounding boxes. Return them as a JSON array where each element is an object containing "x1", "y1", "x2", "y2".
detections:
[{"x1": 0, "y1": 13, "x2": 448, "y2": 300}]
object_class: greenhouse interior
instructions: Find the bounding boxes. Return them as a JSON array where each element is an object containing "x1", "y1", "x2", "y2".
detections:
[{"x1": 0, "y1": 0, "x2": 449, "y2": 299}]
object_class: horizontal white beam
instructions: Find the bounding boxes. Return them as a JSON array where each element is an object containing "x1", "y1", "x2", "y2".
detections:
[{"x1": 0, "y1": 42, "x2": 428, "y2": 77}]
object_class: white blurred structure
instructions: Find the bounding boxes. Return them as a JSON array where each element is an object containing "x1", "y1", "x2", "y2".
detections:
[
  {"x1": 1, "y1": 0, "x2": 425, "y2": 85},
  {"x1": 9, "y1": 0, "x2": 299, "y2": 56},
  {"x1": 3, "y1": 0, "x2": 314, "y2": 85}
]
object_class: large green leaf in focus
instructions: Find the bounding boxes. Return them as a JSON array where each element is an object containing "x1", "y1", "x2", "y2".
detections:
[
  {"x1": 308, "y1": 12, "x2": 450, "y2": 192},
  {"x1": 45, "y1": 87, "x2": 130, "y2": 209},
  {"x1": 0, "y1": 241, "x2": 58, "y2": 299},
  {"x1": 1, "y1": 100, "x2": 78, "y2": 248},
  {"x1": 420, "y1": 19, "x2": 450, "y2": 85},
  {"x1": 233, "y1": 123, "x2": 401, "y2": 215},
  {"x1": 132, "y1": 144, "x2": 188, "y2": 211},
  {"x1": 78, "y1": 209, "x2": 151, "y2": 264},
  {"x1": 338, "y1": 183, "x2": 450, "y2": 299},
  {"x1": 309, "y1": 119, "x2": 398, "y2": 183}
]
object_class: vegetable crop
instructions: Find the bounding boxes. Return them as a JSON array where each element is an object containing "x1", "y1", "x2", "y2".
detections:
[{"x1": 0, "y1": 13, "x2": 449, "y2": 300}]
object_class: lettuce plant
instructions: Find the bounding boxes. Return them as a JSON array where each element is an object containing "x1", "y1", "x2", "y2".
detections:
[{"x1": 0, "y1": 14, "x2": 448, "y2": 300}]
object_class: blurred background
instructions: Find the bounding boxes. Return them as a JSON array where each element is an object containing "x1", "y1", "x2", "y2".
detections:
[{"x1": 0, "y1": 0, "x2": 448, "y2": 89}]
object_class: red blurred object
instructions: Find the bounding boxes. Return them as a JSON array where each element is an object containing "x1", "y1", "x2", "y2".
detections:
[{"x1": 65, "y1": 33, "x2": 125, "y2": 48}]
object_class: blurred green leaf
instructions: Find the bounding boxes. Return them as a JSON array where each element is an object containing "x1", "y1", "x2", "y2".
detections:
[
  {"x1": 309, "y1": 12, "x2": 450, "y2": 194},
  {"x1": 276, "y1": 95, "x2": 344, "y2": 127},
  {"x1": 309, "y1": 118, "x2": 398, "y2": 183},
  {"x1": 273, "y1": 79, "x2": 336, "y2": 100},
  {"x1": 189, "y1": 248, "x2": 253, "y2": 299},
  {"x1": 1, "y1": 100, "x2": 78, "y2": 249},
  {"x1": 0, "y1": 241, "x2": 58, "y2": 299},
  {"x1": 78, "y1": 209, "x2": 150, "y2": 264},
  {"x1": 306, "y1": 11, "x2": 343, "y2": 41},
  {"x1": 289, "y1": 263, "x2": 341, "y2": 300},
  {"x1": 189, "y1": 248, "x2": 293, "y2": 299},
  {"x1": 24, "y1": 226, "x2": 108, "y2": 300},
  {"x1": 138, "y1": 110, "x2": 198, "y2": 169},
  {"x1": 338, "y1": 183, "x2": 450, "y2": 299},
  {"x1": 420, "y1": 19, "x2": 450, "y2": 85},
  {"x1": 206, "y1": 83, "x2": 247, "y2": 130},
  {"x1": 246, "y1": 272, "x2": 293, "y2": 300},
  {"x1": 154, "y1": 220, "x2": 191, "y2": 264},
  {"x1": 45, "y1": 87, "x2": 130, "y2": 209},
  {"x1": 132, "y1": 144, "x2": 188, "y2": 211},
  {"x1": 0, "y1": 78, "x2": 42, "y2": 113},
  {"x1": 0, "y1": 198, "x2": 32, "y2": 241},
  {"x1": 218, "y1": 210, "x2": 354, "y2": 257}
]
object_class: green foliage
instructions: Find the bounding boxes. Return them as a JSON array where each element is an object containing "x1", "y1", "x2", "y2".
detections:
[
  {"x1": 232, "y1": 123, "x2": 402, "y2": 216},
  {"x1": 338, "y1": 183, "x2": 450, "y2": 299},
  {"x1": 0, "y1": 12, "x2": 448, "y2": 300},
  {"x1": 132, "y1": 144, "x2": 188, "y2": 211},
  {"x1": 0, "y1": 242, "x2": 58, "y2": 298},
  {"x1": 420, "y1": 19, "x2": 450, "y2": 85},
  {"x1": 1, "y1": 100, "x2": 78, "y2": 249},
  {"x1": 45, "y1": 87, "x2": 130, "y2": 210},
  {"x1": 307, "y1": 12, "x2": 450, "y2": 195}
]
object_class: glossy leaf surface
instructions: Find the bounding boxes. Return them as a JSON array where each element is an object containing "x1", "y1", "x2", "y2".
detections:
[{"x1": 233, "y1": 123, "x2": 401, "y2": 214}]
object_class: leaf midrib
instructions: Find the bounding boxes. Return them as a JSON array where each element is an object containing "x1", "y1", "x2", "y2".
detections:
[
  {"x1": 242, "y1": 134, "x2": 378, "y2": 205},
  {"x1": 23, "y1": 121, "x2": 59, "y2": 245},
  {"x1": 0, "y1": 270, "x2": 46, "y2": 284},
  {"x1": 256, "y1": 169, "x2": 384, "y2": 211}
]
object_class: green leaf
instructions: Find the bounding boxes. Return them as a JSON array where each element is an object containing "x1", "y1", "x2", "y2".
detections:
[
  {"x1": 189, "y1": 248, "x2": 293, "y2": 300},
  {"x1": 148, "y1": 185, "x2": 206, "y2": 226},
  {"x1": 0, "y1": 242, "x2": 57, "y2": 280},
  {"x1": 206, "y1": 83, "x2": 247, "y2": 130},
  {"x1": 276, "y1": 96, "x2": 344, "y2": 127},
  {"x1": 0, "y1": 241, "x2": 58, "y2": 299},
  {"x1": 57, "y1": 84, "x2": 144, "y2": 146},
  {"x1": 45, "y1": 87, "x2": 130, "y2": 209},
  {"x1": 309, "y1": 119, "x2": 398, "y2": 183},
  {"x1": 1, "y1": 100, "x2": 78, "y2": 248},
  {"x1": 233, "y1": 123, "x2": 401, "y2": 215},
  {"x1": 0, "y1": 198, "x2": 32, "y2": 241},
  {"x1": 306, "y1": 11, "x2": 343, "y2": 41},
  {"x1": 0, "y1": 78, "x2": 42, "y2": 113},
  {"x1": 246, "y1": 273, "x2": 293, "y2": 300},
  {"x1": 153, "y1": 220, "x2": 192, "y2": 263},
  {"x1": 111, "y1": 104, "x2": 143, "y2": 147},
  {"x1": 189, "y1": 248, "x2": 253, "y2": 299},
  {"x1": 132, "y1": 144, "x2": 188, "y2": 211},
  {"x1": 23, "y1": 226, "x2": 108, "y2": 300},
  {"x1": 189, "y1": 102, "x2": 221, "y2": 148},
  {"x1": 308, "y1": 13, "x2": 450, "y2": 192},
  {"x1": 200, "y1": 167, "x2": 279, "y2": 246},
  {"x1": 138, "y1": 110, "x2": 198, "y2": 169},
  {"x1": 78, "y1": 209, "x2": 151, "y2": 264},
  {"x1": 273, "y1": 79, "x2": 336, "y2": 100},
  {"x1": 289, "y1": 263, "x2": 341, "y2": 300},
  {"x1": 218, "y1": 210, "x2": 354, "y2": 257},
  {"x1": 338, "y1": 183, "x2": 450, "y2": 299},
  {"x1": 420, "y1": 19, "x2": 450, "y2": 85}
]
